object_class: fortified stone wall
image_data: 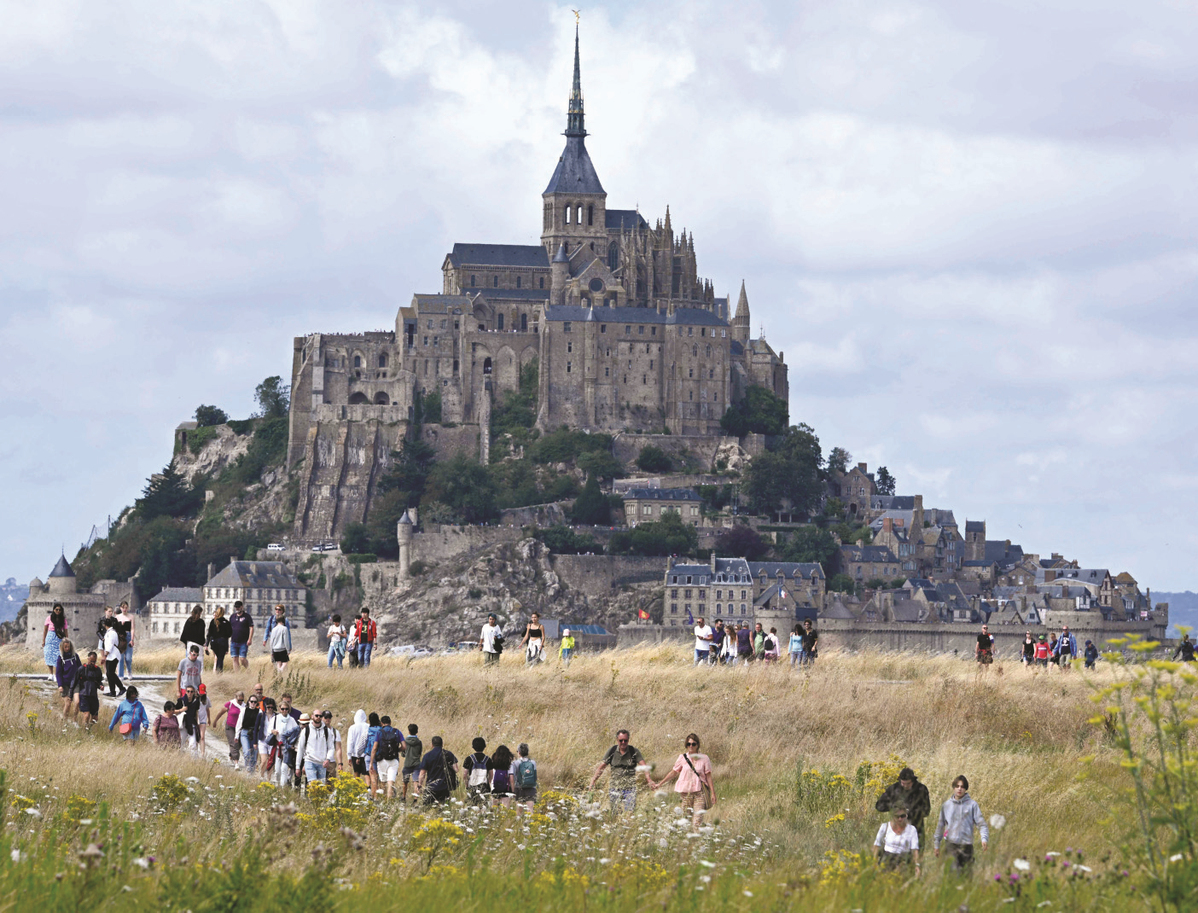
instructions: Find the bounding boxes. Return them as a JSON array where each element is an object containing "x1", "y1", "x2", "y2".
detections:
[
  {"x1": 550, "y1": 555, "x2": 665, "y2": 594},
  {"x1": 611, "y1": 433, "x2": 731, "y2": 472},
  {"x1": 414, "y1": 525, "x2": 526, "y2": 565}
]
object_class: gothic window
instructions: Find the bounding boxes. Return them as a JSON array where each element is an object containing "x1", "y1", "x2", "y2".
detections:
[
  {"x1": 587, "y1": 204, "x2": 594, "y2": 225},
  {"x1": 706, "y1": 345, "x2": 711, "y2": 357},
  {"x1": 520, "y1": 313, "x2": 527, "y2": 332},
  {"x1": 608, "y1": 242, "x2": 618, "y2": 270},
  {"x1": 497, "y1": 314, "x2": 504, "y2": 330},
  {"x1": 471, "y1": 275, "x2": 476, "y2": 286},
  {"x1": 576, "y1": 204, "x2": 583, "y2": 224},
  {"x1": 692, "y1": 345, "x2": 697, "y2": 356},
  {"x1": 378, "y1": 353, "x2": 388, "y2": 368},
  {"x1": 483, "y1": 357, "x2": 492, "y2": 375},
  {"x1": 353, "y1": 354, "x2": 362, "y2": 368},
  {"x1": 565, "y1": 205, "x2": 572, "y2": 224}
]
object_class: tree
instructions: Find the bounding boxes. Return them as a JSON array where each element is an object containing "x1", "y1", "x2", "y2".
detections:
[
  {"x1": 827, "y1": 573, "x2": 856, "y2": 594},
  {"x1": 422, "y1": 454, "x2": 498, "y2": 524},
  {"x1": 608, "y1": 511, "x2": 698, "y2": 557},
  {"x1": 714, "y1": 525, "x2": 770, "y2": 560},
  {"x1": 779, "y1": 526, "x2": 838, "y2": 568},
  {"x1": 136, "y1": 461, "x2": 203, "y2": 520},
  {"x1": 876, "y1": 466, "x2": 896, "y2": 496},
  {"x1": 194, "y1": 405, "x2": 228, "y2": 427},
  {"x1": 827, "y1": 447, "x2": 851, "y2": 475},
  {"x1": 720, "y1": 385, "x2": 789, "y2": 437},
  {"x1": 577, "y1": 450, "x2": 622, "y2": 481},
  {"x1": 340, "y1": 522, "x2": 371, "y2": 555},
  {"x1": 534, "y1": 525, "x2": 599, "y2": 555},
  {"x1": 422, "y1": 390, "x2": 442, "y2": 424},
  {"x1": 254, "y1": 376, "x2": 290, "y2": 419},
  {"x1": 378, "y1": 438, "x2": 437, "y2": 506},
  {"x1": 634, "y1": 444, "x2": 672, "y2": 473},
  {"x1": 572, "y1": 474, "x2": 610, "y2": 525}
]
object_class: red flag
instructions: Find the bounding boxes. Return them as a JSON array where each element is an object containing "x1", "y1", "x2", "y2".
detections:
[{"x1": 638, "y1": 608, "x2": 650, "y2": 620}]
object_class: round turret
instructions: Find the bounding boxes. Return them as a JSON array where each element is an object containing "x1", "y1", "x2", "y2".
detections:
[{"x1": 46, "y1": 555, "x2": 76, "y2": 596}]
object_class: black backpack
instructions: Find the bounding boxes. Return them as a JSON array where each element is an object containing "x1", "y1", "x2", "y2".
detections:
[{"x1": 378, "y1": 727, "x2": 402, "y2": 761}]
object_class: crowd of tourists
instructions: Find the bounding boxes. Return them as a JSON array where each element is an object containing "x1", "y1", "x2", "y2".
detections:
[
  {"x1": 976, "y1": 623, "x2": 1101, "y2": 670},
  {"x1": 872, "y1": 766, "x2": 990, "y2": 875}
]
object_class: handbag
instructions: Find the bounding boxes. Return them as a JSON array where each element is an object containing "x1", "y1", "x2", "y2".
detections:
[{"x1": 119, "y1": 712, "x2": 133, "y2": 735}]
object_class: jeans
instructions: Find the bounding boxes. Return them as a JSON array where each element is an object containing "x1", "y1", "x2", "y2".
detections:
[
  {"x1": 790, "y1": 651, "x2": 801, "y2": 667},
  {"x1": 357, "y1": 642, "x2": 373, "y2": 666},
  {"x1": 328, "y1": 643, "x2": 344, "y2": 668},
  {"x1": 305, "y1": 760, "x2": 329, "y2": 783},
  {"x1": 239, "y1": 729, "x2": 258, "y2": 769},
  {"x1": 226, "y1": 726, "x2": 240, "y2": 764},
  {"x1": 230, "y1": 642, "x2": 248, "y2": 659},
  {"x1": 694, "y1": 649, "x2": 709, "y2": 666},
  {"x1": 608, "y1": 787, "x2": 637, "y2": 812},
  {"x1": 119, "y1": 646, "x2": 133, "y2": 678},
  {"x1": 122, "y1": 730, "x2": 140, "y2": 742},
  {"x1": 560, "y1": 647, "x2": 573, "y2": 667}
]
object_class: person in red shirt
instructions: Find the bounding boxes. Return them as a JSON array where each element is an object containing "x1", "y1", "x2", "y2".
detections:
[
  {"x1": 354, "y1": 609, "x2": 377, "y2": 667},
  {"x1": 1033, "y1": 635, "x2": 1051, "y2": 671}
]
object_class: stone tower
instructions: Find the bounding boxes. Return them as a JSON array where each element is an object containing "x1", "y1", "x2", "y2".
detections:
[
  {"x1": 541, "y1": 24, "x2": 607, "y2": 267},
  {"x1": 396, "y1": 510, "x2": 414, "y2": 579},
  {"x1": 733, "y1": 281, "x2": 751, "y2": 346},
  {"x1": 47, "y1": 554, "x2": 76, "y2": 596}
]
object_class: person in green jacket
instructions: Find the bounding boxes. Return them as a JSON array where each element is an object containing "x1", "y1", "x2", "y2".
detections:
[{"x1": 753, "y1": 623, "x2": 766, "y2": 660}]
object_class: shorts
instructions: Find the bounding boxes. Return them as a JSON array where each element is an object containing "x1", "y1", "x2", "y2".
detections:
[
  {"x1": 351, "y1": 757, "x2": 367, "y2": 776},
  {"x1": 681, "y1": 790, "x2": 709, "y2": 814},
  {"x1": 377, "y1": 759, "x2": 400, "y2": 783},
  {"x1": 515, "y1": 786, "x2": 537, "y2": 803},
  {"x1": 230, "y1": 642, "x2": 248, "y2": 659},
  {"x1": 977, "y1": 650, "x2": 993, "y2": 665},
  {"x1": 402, "y1": 766, "x2": 419, "y2": 783},
  {"x1": 78, "y1": 693, "x2": 99, "y2": 716},
  {"x1": 272, "y1": 650, "x2": 290, "y2": 663}
]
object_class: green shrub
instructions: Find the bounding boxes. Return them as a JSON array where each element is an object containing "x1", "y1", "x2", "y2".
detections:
[{"x1": 635, "y1": 444, "x2": 672, "y2": 472}]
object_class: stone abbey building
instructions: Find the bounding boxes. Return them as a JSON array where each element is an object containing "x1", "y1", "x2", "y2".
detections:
[{"x1": 287, "y1": 30, "x2": 788, "y2": 535}]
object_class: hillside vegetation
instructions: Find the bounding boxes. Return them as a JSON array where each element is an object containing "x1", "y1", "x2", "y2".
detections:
[{"x1": 0, "y1": 643, "x2": 1182, "y2": 911}]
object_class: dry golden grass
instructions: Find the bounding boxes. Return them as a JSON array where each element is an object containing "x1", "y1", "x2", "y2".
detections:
[{"x1": 0, "y1": 643, "x2": 1128, "y2": 863}]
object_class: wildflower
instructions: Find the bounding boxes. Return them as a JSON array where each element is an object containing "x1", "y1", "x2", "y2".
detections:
[
  {"x1": 1170, "y1": 854, "x2": 1184, "y2": 863},
  {"x1": 1013, "y1": 859, "x2": 1031, "y2": 872},
  {"x1": 699, "y1": 860, "x2": 716, "y2": 868},
  {"x1": 132, "y1": 858, "x2": 150, "y2": 869},
  {"x1": 989, "y1": 814, "x2": 1007, "y2": 830},
  {"x1": 10, "y1": 850, "x2": 24, "y2": 863},
  {"x1": 743, "y1": 890, "x2": 754, "y2": 898}
]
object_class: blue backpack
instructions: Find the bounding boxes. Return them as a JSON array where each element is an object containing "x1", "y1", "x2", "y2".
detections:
[{"x1": 516, "y1": 758, "x2": 537, "y2": 789}]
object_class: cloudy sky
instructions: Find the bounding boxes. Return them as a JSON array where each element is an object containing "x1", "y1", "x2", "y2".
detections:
[{"x1": 2, "y1": 0, "x2": 1195, "y2": 592}]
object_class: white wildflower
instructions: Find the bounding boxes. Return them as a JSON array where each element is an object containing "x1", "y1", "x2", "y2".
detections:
[
  {"x1": 1013, "y1": 859, "x2": 1031, "y2": 872},
  {"x1": 989, "y1": 814, "x2": 1007, "y2": 830},
  {"x1": 9, "y1": 850, "x2": 24, "y2": 863}
]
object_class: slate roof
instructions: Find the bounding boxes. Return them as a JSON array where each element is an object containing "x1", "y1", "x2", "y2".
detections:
[
  {"x1": 624, "y1": 488, "x2": 700, "y2": 502},
  {"x1": 872, "y1": 495, "x2": 917, "y2": 510},
  {"x1": 749, "y1": 561, "x2": 825, "y2": 580},
  {"x1": 411, "y1": 294, "x2": 471, "y2": 312},
  {"x1": 869, "y1": 509, "x2": 915, "y2": 531},
  {"x1": 544, "y1": 136, "x2": 605, "y2": 195},
  {"x1": 49, "y1": 555, "x2": 74, "y2": 578},
  {"x1": 447, "y1": 244, "x2": 549, "y2": 269},
  {"x1": 965, "y1": 520, "x2": 985, "y2": 534},
  {"x1": 605, "y1": 209, "x2": 648, "y2": 231},
  {"x1": 822, "y1": 597, "x2": 856, "y2": 620},
  {"x1": 205, "y1": 561, "x2": 302, "y2": 590},
  {"x1": 984, "y1": 540, "x2": 1025, "y2": 566},
  {"x1": 890, "y1": 599, "x2": 924, "y2": 622},
  {"x1": 729, "y1": 340, "x2": 744, "y2": 356},
  {"x1": 840, "y1": 545, "x2": 899, "y2": 563},
  {"x1": 471, "y1": 288, "x2": 551, "y2": 302},
  {"x1": 542, "y1": 304, "x2": 729, "y2": 327},
  {"x1": 149, "y1": 587, "x2": 203, "y2": 604}
]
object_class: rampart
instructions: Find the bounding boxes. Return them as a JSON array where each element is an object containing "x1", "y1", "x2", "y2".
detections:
[{"x1": 550, "y1": 555, "x2": 665, "y2": 594}]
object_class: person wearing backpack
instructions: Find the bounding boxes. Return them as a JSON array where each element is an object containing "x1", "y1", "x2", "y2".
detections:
[
  {"x1": 416, "y1": 736, "x2": 458, "y2": 805},
  {"x1": 354, "y1": 609, "x2": 377, "y2": 668},
  {"x1": 464, "y1": 737, "x2": 494, "y2": 806},
  {"x1": 511, "y1": 743, "x2": 538, "y2": 811},
  {"x1": 400, "y1": 724, "x2": 423, "y2": 803},
  {"x1": 489, "y1": 744, "x2": 514, "y2": 807},
  {"x1": 370, "y1": 716, "x2": 406, "y2": 800}
]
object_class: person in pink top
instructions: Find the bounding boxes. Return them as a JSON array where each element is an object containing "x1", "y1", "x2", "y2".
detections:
[{"x1": 647, "y1": 733, "x2": 716, "y2": 829}]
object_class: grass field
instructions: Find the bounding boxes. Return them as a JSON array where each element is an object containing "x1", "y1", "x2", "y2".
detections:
[{"x1": 0, "y1": 643, "x2": 1172, "y2": 910}]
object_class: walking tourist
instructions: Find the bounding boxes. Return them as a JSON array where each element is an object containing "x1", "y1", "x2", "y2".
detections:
[
  {"x1": 212, "y1": 690, "x2": 245, "y2": 764},
  {"x1": 512, "y1": 743, "x2": 538, "y2": 811},
  {"x1": 873, "y1": 806, "x2": 921, "y2": 873},
  {"x1": 229, "y1": 602, "x2": 254, "y2": 670},
  {"x1": 115, "y1": 601, "x2": 135, "y2": 678},
  {"x1": 709, "y1": 620, "x2": 725, "y2": 666},
  {"x1": 74, "y1": 652, "x2": 103, "y2": 729},
  {"x1": 463, "y1": 736, "x2": 493, "y2": 805},
  {"x1": 371, "y1": 715, "x2": 405, "y2": 799},
  {"x1": 417, "y1": 735, "x2": 458, "y2": 805},
  {"x1": 735, "y1": 623, "x2": 753, "y2": 665},
  {"x1": 181, "y1": 605, "x2": 206, "y2": 656},
  {"x1": 589, "y1": 728, "x2": 647, "y2": 811},
  {"x1": 296, "y1": 708, "x2": 337, "y2": 785},
  {"x1": 1085, "y1": 639, "x2": 1100, "y2": 669},
  {"x1": 1173, "y1": 634, "x2": 1196, "y2": 662},
  {"x1": 102, "y1": 618, "x2": 125, "y2": 697},
  {"x1": 975, "y1": 624, "x2": 994, "y2": 669},
  {"x1": 1056, "y1": 626, "x2": 1077, "y2": 670},
  {"x1": 479, "y1": 614, "x2": 504, "y2": 664},
  {"x1": 693, "y1": 616, "x2": 713, "y2": 665},
  {"x1": 108, "y1": 686, "x2": 149, "y2": 742},
  {"x1": 489, "y1": 744, "x2": 514, "y2": 806},
  {"x1": 934, "y1": 775, "x2": 989, "y2": 871},
  {"x1": 176, "y1": 645, "x2": 203, "y2": 696},
  {"x1": 401, "y1": 723, "x2": 423, "y2": 803},
  {"x1": 206, "y1": 606, "x2": 232, "y2": 673},
  {"x1": 354, "y1": 608, "x2": 377, "y2": 667},
  {"x1": 327, "y1": 614, "x2": 348, "y2": 668},
  {"x1": 875, "y1": 767, "x2": 932, "y2": 844},
  {"x1": 42, "y1": 604, "x2": 68, "y2": 679},
  {"x1": 153, "y1": 701, "x2": 182, "y2": 748},
  {"x1": 521, "y1": 612, "x2": 546, "y2": 664},
  {"x1": 801, "y1": 619, "x2": 819, "y2": 664},
  {"x1": 234, "y1": 693, "x2": 262, "y2": 771},
  {"x1": 648, "y1": 733, "x2": 716, "y2": 830},
  {"x1": 347, "y1": 709, "x2": 369, "y2": 780},
  {"x1": 264, "y1": 605, "x2": 292, "y2": 673},
  {"x1": 55, "y1": 638, "x2": 81, "y2": 719},
  {"x1": 559, "y1": 627, "x2": 575, "y2": 666},
  {"x1": 1021, "y1": 632, "x2": 1035, "y2": 666},
  {"x1": 789, "y1": 624, "x2": 803, "y2": 667}
]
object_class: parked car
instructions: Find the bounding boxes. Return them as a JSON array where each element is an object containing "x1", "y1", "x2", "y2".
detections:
[{"x1": 266, "y1": 543, "x2": 286, "y2": 551}]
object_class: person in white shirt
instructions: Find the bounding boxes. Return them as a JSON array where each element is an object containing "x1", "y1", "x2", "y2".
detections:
[
  {"x1": 479, "y1": 614, "x2": 504, "y2": 665},
  {"x1": 295, "y1": 711, "x2": 337, "y2": 784},
  {"x1": 693, "y1": 617, "x2": 713, "y2": 666},
  {"x1": 326, "y1": 614, "x2": 348, "y2": 669},
  {"x1": 873, "y1": 807, "x2": 921, "y2": 874},
  {"x1": 102, "y1": 619, "x2": 125, "y2": 697},
  {"x1": 263, "y1": 704, "x2": 298, "y2": 787}
]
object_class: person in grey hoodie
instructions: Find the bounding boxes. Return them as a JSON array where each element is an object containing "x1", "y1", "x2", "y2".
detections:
[{"x1": 934, "y1": 775, "x2": 989, "y2": 871}]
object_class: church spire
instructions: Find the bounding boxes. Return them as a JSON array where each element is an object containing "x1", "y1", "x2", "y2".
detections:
[{"x1": 566, "y1": 22, "x2": 586, "y2": 137}]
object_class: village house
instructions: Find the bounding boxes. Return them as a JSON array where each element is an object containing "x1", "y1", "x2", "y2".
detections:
[{"x1": 622, "y1": 488, "x2": 703, "y2": 528}]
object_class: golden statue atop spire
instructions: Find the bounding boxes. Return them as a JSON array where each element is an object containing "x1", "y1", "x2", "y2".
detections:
[{"x1": 572, "y1": 9, "x2": 580, "y2": 22}]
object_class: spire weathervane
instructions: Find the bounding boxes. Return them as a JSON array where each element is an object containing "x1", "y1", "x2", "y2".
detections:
[{"x1": 566, "y1": 13, "x2": 586, "y2": 137}]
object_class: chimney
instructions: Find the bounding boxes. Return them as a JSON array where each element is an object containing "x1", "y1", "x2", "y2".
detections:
[
  {"x1": 883, "y1": 518, "x2": 893, "y2": 534},
  {"x1": 206, "y1": 562, "x2": 215, "y2": 582},
  {"x1": 710, "y1": 552, "x2": 717, "y2": 572},
  {"x1": 857, "y1": 462, "x2": 867, "y2": 473}
]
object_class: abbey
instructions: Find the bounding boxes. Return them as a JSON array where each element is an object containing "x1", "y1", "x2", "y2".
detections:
[{"x1": 286, "y1": 30, "x2": 787, "y2": 531}]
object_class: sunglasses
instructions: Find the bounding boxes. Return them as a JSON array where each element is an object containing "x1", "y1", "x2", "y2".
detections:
[
  {"x1": 896, "y1": 814, "x2": 908, "y2": 819},
  {"x1": 617, "y1": 737, "x2": 629, "y2": 743},
  {"x1": 685, "y1": 741, "x2": 698, "y2": 747},
  {"x1": 249, "y1": 699, "x2": 259, "y2": 704}
]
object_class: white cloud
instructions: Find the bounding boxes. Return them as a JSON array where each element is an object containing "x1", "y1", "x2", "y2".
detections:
[{"x1": 0, "y1": 0, "x2": 1195, "y2": 593}]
